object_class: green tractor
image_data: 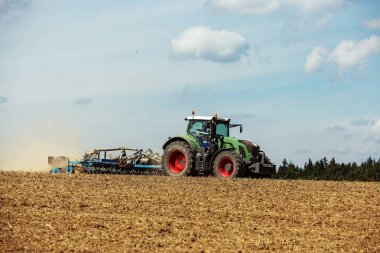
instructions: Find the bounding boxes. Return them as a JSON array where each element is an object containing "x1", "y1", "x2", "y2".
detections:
[{"x1": 162, "y1": 114, "x2": 276, "y2": 178}]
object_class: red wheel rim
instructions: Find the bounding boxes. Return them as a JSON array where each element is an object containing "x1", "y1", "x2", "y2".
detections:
[
  {"x1": 168, "y1": 151, "x2": 187, "y2": 174},
  {"x1": 218, "y1": 157, "x2": 234, "y2": 177}
]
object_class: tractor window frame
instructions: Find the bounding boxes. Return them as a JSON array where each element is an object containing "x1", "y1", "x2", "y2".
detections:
[{"x1": 216, "y1": 121, "x2": 229, "y2": 137}]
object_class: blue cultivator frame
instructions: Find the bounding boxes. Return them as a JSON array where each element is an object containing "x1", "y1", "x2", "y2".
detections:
[
  {"x1": 50, "y1": 147, "x2": 162, "y2": 174},
  {"x1": 50, "y1": 161, "x2": 80, "y2": 174}
]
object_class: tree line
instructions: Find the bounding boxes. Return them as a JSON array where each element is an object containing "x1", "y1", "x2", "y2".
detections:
[{"x1": 275, "y1": 157, "x2": 380, "y2": 181}]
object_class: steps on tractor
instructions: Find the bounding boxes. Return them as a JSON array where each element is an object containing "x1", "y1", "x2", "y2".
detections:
[{"x1": 195, "y1": 152, "x2": 208, "y2": 173}]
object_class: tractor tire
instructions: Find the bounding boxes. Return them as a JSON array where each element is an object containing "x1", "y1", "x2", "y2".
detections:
[
  {"x1": 162, "y1": 141, "x2": 194, "y2": 177},
  {"x1": 213, "y1": 150, "x2": 245, "y2": 178}
]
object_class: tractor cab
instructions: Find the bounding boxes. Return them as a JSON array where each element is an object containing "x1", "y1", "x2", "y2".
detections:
[{"x1": 185, "y1": 116, "x2": 230, "y2": 147}]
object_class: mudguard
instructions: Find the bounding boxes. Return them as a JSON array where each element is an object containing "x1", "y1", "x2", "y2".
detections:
[{"x1": 162, "y1": 136, "x2": 197, "y2": 151}]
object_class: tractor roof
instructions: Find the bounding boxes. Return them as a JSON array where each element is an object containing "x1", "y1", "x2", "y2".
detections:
[{"x1": 185, "y1": 116, "x2": 230, "y2": 122}]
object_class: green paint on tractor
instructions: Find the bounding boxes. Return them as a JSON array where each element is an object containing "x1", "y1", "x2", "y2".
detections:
[{"x1": 162, "y1": 114, "x2": 276, "y2": 178}]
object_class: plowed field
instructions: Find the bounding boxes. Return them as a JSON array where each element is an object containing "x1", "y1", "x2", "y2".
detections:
[{"x1": 0, "y1": 172, "x2": 379, "y2": 252}]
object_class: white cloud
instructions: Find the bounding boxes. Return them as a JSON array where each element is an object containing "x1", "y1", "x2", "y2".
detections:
[
  {"x1": 328, "y1": 36, "x2": 380, "y2": 70},
  {"x1": 314, "y1": 13, "x2": 332, "y2": 29},
  {"x1": 295, "y1": 148, "x2": 312, "y2": 154},
  {"x1": 75, "y1": 98, "x2": 92, "y2": 105},
  {"x1": 304, "y1": 36, "x2": 380, "y2": 74},
  {"x1": 0, "y1": 95, "x2": 9, "y2": 104},
  {"x1": 228, "y1": 112, "x2": 256, "y2": 120},
  {"x1": 208, "y1": 0, "x2": 346, "y2": 16},
  {"x1": 208, "y1": 0, "x2": 346, "y2": 28},
  {"x1": 326, "y1": 125, "x2": 345, "y2": 132},
  {"x1": 364, "y1": 17, "x2": 380, "y2": 30},
  {"x1": 208, "y1": 0, "x2": 279, "y2": 15},
  {"x1": 0, "y1": 0, "x2": 31, "y2": 15},
  {"x1": 304, "y1": 46, "x2": 328, "y2": 73},
  {"x1": 351, "y1": 119, "x2": 375, "y2": 127},
  {"x1": 370, "y1": 119, "x2": 380, "y2": 143},
  {"x1": 328, "y1": 147, "x2": 351, "y2": 155},
  {"x1": 286, "y1": 0, "x2": 344, "y2": 15},
  {"x1": 171, "y1": 26, "x2": 249, "y2": 62},
  {"x1": 288, "y1": 0, "x2": 346, "y2": 29}
]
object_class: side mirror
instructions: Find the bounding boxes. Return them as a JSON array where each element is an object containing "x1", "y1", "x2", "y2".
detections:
[{"x1": 240, "y1": 126, "x2": 243, "y2": 133}]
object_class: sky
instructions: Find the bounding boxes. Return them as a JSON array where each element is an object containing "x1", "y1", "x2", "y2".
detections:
[{"x1": 0, "y1": 0, "x2": 380, "y2": 170}]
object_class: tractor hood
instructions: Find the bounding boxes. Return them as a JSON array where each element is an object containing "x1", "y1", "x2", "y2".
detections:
[{"x1": 239, "y1": 140, "x2": 260, "y2": 158}]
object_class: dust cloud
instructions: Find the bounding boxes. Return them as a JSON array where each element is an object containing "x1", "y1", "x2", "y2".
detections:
[{"x1": 0, "y1": 116, "x2": 83, "y2": 172}]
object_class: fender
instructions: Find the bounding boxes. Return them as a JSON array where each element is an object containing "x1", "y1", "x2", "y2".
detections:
[{"x1": 162, "y1": 136, "x2": 197, "y2": 151}]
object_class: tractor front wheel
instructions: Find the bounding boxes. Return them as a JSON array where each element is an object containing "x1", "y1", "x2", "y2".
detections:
[
  {"x1": 162, "y1": 141, "x2": 193, "y2": 176},
  {"x1": 213, "y1": 150, "x2": 245, "y2": 178}
]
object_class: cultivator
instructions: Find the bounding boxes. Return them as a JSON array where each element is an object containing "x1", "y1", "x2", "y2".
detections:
[{"x1": 49, "y1": 147, "x2": 162, "y2": 175}]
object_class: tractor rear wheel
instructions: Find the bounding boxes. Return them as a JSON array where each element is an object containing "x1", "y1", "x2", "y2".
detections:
[
  {"x1": 162, "y1": 141, "x2": 193, "y2": 176},
  {"x1": 213, "y1": 150, "x2": 245, "y2": 178}
]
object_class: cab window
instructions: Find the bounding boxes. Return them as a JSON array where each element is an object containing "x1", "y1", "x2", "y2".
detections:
[
  {"x1": 187, "y1": 120, "x2": 209, "y2": 135},
  {"x1": 216, "y1": 123, "x2": 228, "y2": 137}
]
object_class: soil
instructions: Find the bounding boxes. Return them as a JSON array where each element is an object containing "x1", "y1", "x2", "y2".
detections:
[{"x1": 0, "y1": 172, "x2": 379, "y2": 252}]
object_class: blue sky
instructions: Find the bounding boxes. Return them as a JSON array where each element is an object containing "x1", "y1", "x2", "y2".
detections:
[{"x1": 0, "y1": 0, "x2": 380, "y2": 170}]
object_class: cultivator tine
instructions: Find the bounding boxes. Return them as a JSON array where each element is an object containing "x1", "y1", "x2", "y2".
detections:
[{"x1": 81, "y1": 165, "x2": 162, "y2": 176}]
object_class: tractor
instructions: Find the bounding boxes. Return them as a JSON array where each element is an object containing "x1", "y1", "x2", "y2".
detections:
[{"x1": 162, "y1": 113, "x2": 276, "y2": 178}]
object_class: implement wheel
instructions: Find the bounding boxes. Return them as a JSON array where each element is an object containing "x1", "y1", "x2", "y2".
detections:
[
  {"x1": 213, "y1": 150, "x2": 245, "y2": 178},
  {"x1": 162, "y1": 141, "x2": 193, "y2": 176}
]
